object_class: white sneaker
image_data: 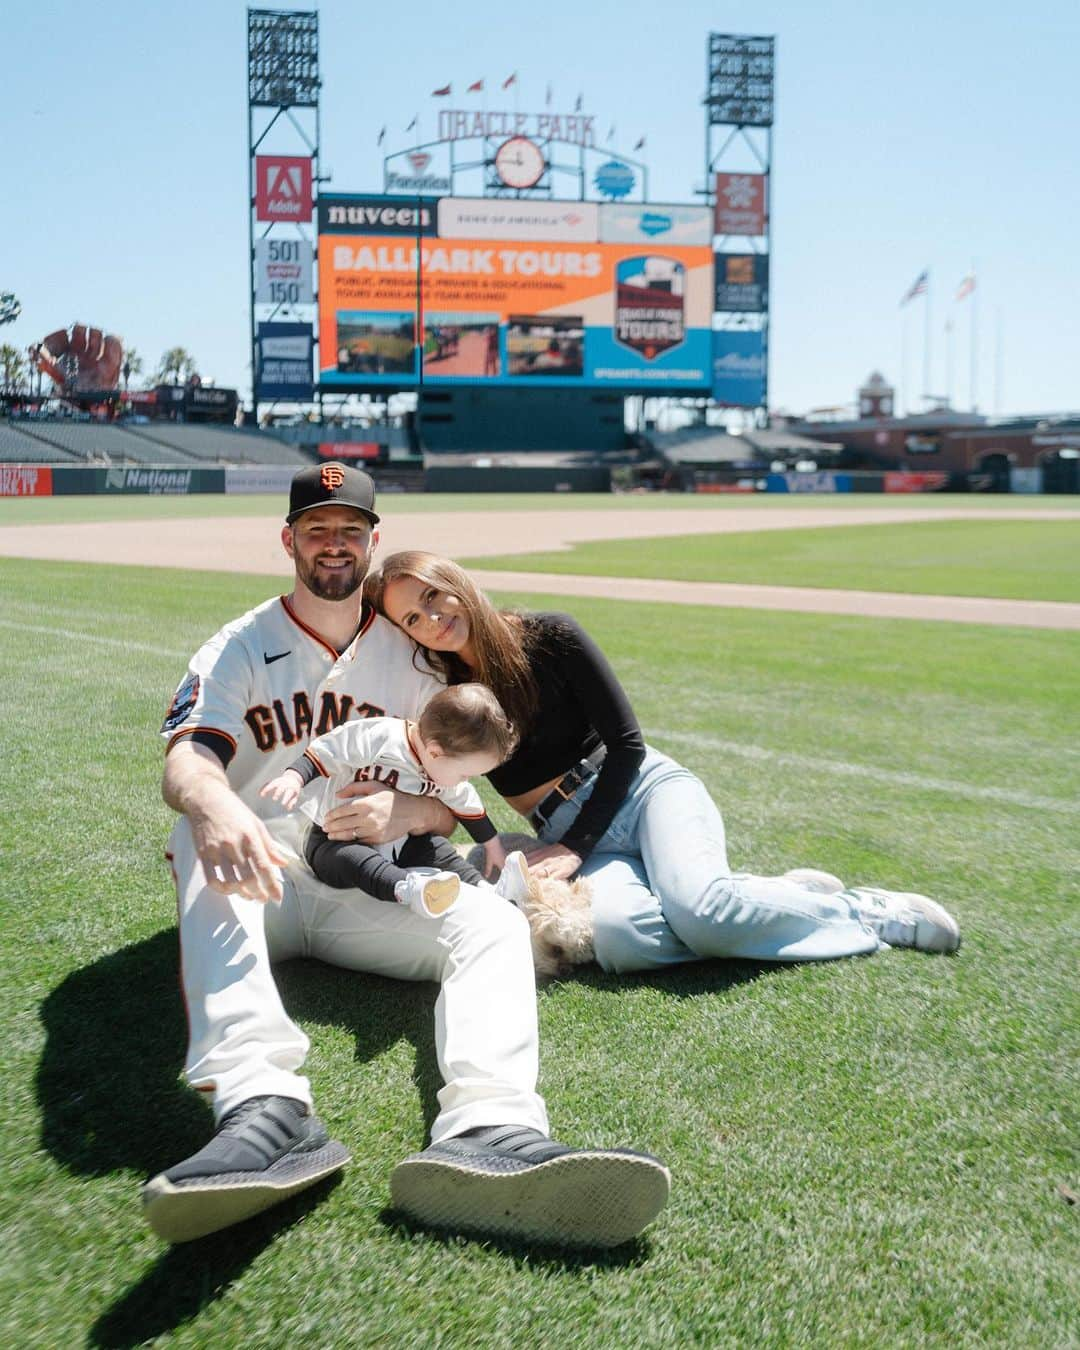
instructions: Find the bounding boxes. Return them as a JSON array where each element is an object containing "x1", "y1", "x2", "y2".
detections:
[
  {"x1": 494, "y1": 851, "x2": 530, "y2": 908},
  {"x1": 782, "y1": 868, "x2": 845, "y2": 894},
  {"x1": 845, "y1": 886, "x2": 961, "y2": 953},
  {"x1": 394, "y1": 870, "x2": 461, "y2": 918}
]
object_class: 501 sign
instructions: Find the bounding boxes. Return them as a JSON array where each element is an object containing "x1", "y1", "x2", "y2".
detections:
[{"x1": 255, "y1": 239, "x2": 314, "y2": 306}]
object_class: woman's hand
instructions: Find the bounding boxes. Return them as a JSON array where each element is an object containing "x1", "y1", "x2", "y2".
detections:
[{"x1": 524, "y1": 843, "x2": 582, "y2": 882}]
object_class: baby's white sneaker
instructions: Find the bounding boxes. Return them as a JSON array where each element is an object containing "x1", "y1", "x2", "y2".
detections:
[
  {"x1": 494, "y1": 851, "x2": 530, "y2": 907},
  {"x1": 394, "y1": 870, "x2": 461, "y2": 918}
]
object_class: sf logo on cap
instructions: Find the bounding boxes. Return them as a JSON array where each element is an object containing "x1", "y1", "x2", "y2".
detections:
[{"x1": 321, "y1": 465, "x2": 346, "y2": 491}]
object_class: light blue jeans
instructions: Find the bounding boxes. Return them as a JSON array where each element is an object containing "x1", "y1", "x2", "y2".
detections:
[{"x1": 534, "y1": 747, "x2": 883, "y2": 974}]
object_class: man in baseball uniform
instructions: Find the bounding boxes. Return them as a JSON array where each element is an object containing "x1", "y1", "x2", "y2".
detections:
[{"x1": 144, "y1": 462, "x2": 670, "y2": 1249}]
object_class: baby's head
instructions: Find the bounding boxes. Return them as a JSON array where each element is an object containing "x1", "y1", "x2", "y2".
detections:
[{"x1": 417, "y1": 683, "x2": 517, "y2": 787}]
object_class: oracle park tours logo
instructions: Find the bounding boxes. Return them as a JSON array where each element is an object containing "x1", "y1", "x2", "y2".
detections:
[
  {"x1": 614, "y1": 256, "x2": 686, "y2": 360},
  {"x1": 255, "y1": 156, "x2": 314, "y2": 222}
]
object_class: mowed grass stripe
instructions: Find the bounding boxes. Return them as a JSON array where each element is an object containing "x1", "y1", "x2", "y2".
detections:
[
  {"x1": 462, "y1": 517, "x2": 1080, "y2": 603},
  {"x1": 2, "y1": 589, "x2": 1075, "y2": 816},
  {"x1": 4, "y1": 558, "x2": 1078, "y2": 1346}
]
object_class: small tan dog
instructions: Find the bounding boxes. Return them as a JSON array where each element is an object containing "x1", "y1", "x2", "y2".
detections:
[{"x1": 467, "y1": 833, "x2": 594, "y2": 978}]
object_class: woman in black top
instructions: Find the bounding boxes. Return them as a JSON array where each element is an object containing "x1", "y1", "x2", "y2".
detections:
[{"x1": 369, "y1": 552, "x2": 961, "y2": 973}]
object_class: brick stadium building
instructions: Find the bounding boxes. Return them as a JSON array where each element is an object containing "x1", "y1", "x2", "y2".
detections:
[{"x1": 790, "y1": 373, "x2": 1080, "y2": 491}]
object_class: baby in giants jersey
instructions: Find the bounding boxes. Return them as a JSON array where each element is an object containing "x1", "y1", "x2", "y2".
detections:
[{"x1": 261, "y1": 683, "x2": 528, "y2": 918}]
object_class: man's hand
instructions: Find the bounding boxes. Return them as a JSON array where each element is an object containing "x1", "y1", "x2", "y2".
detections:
[
  {"x1": 164, "y1": 740, "x2": 288, "y2": 903},
  {"x1": 323, "y1": 780, "x2": 454, "y2": 844},
  {"x1": 189, "y1": 793, "x2": 289, "y2": 903}
]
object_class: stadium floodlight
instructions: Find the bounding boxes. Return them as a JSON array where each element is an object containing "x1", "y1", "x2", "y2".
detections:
[
  {"x1": 707, "y1": 34, "x2": 774, "y2": 128},
  {"x1": 0, "y1": 292, "x2": 21, "y2": 325},
  {"x1": 248, "y1": 9, "x2": 319, "y2": 108}
]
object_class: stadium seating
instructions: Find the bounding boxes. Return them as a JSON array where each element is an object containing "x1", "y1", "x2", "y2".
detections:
[
  {"x1": 0, "y1": 419, "x2": 312, "y2": 467},
  {"x1": 0, "y1": 423, "x2": 84, "y2": 462},
  {"x1": 130, "y1": 425, "x2": 310, "y2": 465}
]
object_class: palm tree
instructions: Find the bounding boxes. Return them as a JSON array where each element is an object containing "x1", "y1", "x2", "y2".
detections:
[
  {"x1": 0, "y1": 343, "x2": 26, "y2": 394},
  {"x1": 121, "y1": 348, "x2": 144, "y2": 389},
  {"x1": 157, "y1": 347, "x2": 198, "y2": 385}
]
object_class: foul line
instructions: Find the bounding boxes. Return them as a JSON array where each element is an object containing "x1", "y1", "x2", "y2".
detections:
[
  {"x1": 651, "y1": 728, "x2": 1079, "y2": 816},
  {"x1": 4, "y1": 618, "x2": 1073, "y2": 816},
  {"x1": 0, "y1": 618, "x2": 186, "y2": 660}
]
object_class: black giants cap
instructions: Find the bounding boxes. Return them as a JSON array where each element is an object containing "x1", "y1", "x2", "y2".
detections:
[{"x1": 286, "y1": 462, "x2": 380, "y2": 526}]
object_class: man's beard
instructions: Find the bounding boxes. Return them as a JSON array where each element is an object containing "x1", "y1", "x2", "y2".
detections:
[{"x1": 295, "y1": 552, "x2": 367, "y2": 601}]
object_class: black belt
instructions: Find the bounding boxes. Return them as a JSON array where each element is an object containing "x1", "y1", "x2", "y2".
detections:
[{"x1": 528, "y1": 746, "x2": 607, "y2": 829}]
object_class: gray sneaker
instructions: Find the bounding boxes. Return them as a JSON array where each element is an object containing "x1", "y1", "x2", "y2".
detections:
[
  {"x1": 142, "y1": 1095, "x2": 350, "y2": 1242},
  {"x1": 391, "y1": 1124, "x2": 670, "y2": 1248},
  {"x1": 845, "y1": 886, "x2": 961, "y2": 953}
]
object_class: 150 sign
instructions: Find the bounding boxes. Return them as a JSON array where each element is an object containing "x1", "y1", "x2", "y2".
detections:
[{"x1": 255, "y1": 239, "x2": 314, "y2": 305}]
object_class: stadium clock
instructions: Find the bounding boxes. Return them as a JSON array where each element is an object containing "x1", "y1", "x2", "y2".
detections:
[{"x1": 494, "y1": 136, "x2": 545, "y2": 189}]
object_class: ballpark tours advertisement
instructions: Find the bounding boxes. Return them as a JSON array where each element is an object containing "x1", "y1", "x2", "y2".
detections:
[{"x1": 316, "y1": 193, "x2": 713, "y2": 390}]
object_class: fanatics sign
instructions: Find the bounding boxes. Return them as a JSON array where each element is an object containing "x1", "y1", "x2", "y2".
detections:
[{"x1": 256, "y1": 156, "x2": 313, "y2": 222}]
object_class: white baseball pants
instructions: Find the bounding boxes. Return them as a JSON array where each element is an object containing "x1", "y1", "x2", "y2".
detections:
[{"x1": 167, "y1": 819, "x2": 549, "y2": 1141}]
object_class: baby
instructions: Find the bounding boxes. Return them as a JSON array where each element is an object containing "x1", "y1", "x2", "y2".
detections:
[{"x1": 262, "y1": 683, "x2": 527, "y2": 918}]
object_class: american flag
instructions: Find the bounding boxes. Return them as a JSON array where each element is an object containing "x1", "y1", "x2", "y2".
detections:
[
  {"x1": 467, "y1": 79, "x2": 483, "y2": 93},
  {"x1": 955, "y1": 273, "x2": 976, "y2": 301},
  {"x1": 900, "y1": 270, "x2": 929, "y2": 306},
  {"x1": 502, "y1": 72, "x2": 517, "y2": 90}
]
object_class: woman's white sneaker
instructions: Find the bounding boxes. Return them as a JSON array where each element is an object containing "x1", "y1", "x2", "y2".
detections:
[
  {"x1": 845, "y1": 887, "x2": 961, "y2": 953},
  {"x1": 782, "y1": 868, "x2": 845, "y2": 894}
]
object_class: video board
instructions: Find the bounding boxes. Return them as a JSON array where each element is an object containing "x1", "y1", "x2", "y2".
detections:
[{"x1": 317, "y1": 195, "x2": 714, "y2": 391}]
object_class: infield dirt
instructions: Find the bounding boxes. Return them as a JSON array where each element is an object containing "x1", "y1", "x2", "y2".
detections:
[{"x1": 2, "y1": 503, "x2": 1078, "y2": 629}]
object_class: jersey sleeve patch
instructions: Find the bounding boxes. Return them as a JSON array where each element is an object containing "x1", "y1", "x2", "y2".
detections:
[{"x1": 161, "y1": 673, "x2": 200, "y2": 732}]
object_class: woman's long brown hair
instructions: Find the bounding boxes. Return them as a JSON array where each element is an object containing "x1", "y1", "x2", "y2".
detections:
[{"x1": 367, "y1": 551, "x2": 540, "y2": 734}]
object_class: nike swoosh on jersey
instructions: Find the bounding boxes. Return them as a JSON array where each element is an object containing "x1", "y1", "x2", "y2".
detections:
[{"x1": 264, "y1": 650, "x2": 292, "y2": 665}]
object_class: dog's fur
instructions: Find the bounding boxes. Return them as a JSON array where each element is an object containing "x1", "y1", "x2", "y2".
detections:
[{"x1": 466, "y1": 833, "x2": 595, "y2": 978}]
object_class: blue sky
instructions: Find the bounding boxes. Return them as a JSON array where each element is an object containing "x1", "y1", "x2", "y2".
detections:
[{"x1": 2, "y1": 0, "x2": 1077, "y2": 416}]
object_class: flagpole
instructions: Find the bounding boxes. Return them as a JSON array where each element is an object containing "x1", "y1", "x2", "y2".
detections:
[
  {"x1": 994, "y1": 306, "x2": 1003, "y2": 414},
  {"x1": 900, "y1": 307, "x2": 908, "y2": 416},
  {"x1": 969, "y1": 261, "x2": 978, "y2": 412},
  {"x1": 944, "y1": 319, "x2": 953, "y2": 408},
  {"x1": 922, "y1": 271, "x2": 931, "y2": 408}
]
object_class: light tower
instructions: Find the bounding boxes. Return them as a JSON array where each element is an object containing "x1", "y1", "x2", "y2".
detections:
[
  {"x1": 247, "y1": 8, "x2": 320, "y2": 421},
  {"x1": 705, "y1": 34, "x2": 774, "y2": 424}
]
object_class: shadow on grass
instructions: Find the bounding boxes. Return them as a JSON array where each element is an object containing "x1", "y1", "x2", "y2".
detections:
[
  {"x1": 380, "y1": 1208, "x2": 655, "y2": 1271},
  {"x1": 37, "y1": 931, "x2": 767, "y2": 1343},
  {"x1": 36, "y1": 928, "x2": 444, "y2": 1346}
]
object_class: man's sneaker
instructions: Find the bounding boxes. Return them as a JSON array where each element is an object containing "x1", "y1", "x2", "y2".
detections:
[
  {"x1": 390, "y1": 1124, "x2": 670, "y2": 1249},
  {"x1": 141, "y1": 1095, "x2": 350, "y2": 1243},
  {"x1": 845, "y1": 886, "x2": 961, "y2": 953},
  {"x1": 494, "y1": 851, "x2": 530, "y2": 907},
  {"x1": 394, "y1": 869, "x2": 461, "y2": 918},
  {"x1": 782, "y1": 867, "x2": 845, "y2": 894}
]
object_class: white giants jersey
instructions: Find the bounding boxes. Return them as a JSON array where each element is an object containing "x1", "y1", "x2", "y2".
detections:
[
  {"x1": 297, "y1": 716, "x2": 492, "y2": 852},
  {"x1": 161, "y1": 596, "x2": 442, "y2": 842}
]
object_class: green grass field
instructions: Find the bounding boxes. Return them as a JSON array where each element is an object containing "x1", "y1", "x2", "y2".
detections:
[
  {"x1": 2, "y1": 518, "x2": 1079, "y2": 1346},
  {"x1": 463, "y1": 518, "x2": 1080, "y2": 603}
]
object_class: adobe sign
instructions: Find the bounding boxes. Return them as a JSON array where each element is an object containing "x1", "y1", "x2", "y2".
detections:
[{"x1": 255, "y1": 155, "x2": 313, "y2": 222}]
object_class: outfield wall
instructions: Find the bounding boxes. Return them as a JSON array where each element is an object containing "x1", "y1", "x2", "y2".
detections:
[{"x1": 0, "y1": 462, "x2": 1055, "y2": 497}]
